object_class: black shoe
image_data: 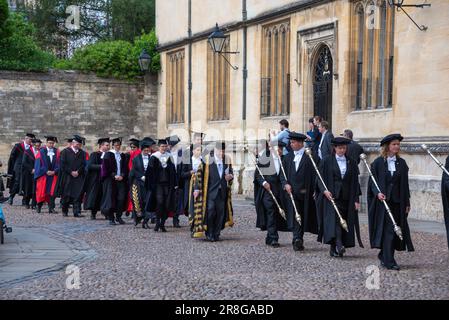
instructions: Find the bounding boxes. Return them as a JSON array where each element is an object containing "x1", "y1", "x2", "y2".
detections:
[
  {"x1": 270, "y1": 241, "x2": 280, "y2": 248},
  {"x1": 330, "y1": 246, "x2": 339, "y2": 257},
  {"x1": 49, "y1": 208, "x2": 57, "y2": 214},
  {"x1": 154, "y1": 224, "x2": 160, "y2": 232},
  {"x1": 7, "y1": 196, "x2": 14, "y2": 205},
  {"x1": 90, "y1": 214, "x2": 96, "y2": 220},
  {"x1": 116, "y1": 217, "x2": 126, "y2": 225},
  {"x1": 160, "y1": 226, "x2": 167, "y2": 232},
  {"x1": 25, "y1": 205, "x2": 30, "y2": 209},
  {"x1": 36, "y1": 206, "x2": 42, "y2": 214},
  {"x1": 150, "y1": 217, "x2": 156, "y2": 224},
  {"x1": 292, "y1": 239, "x2": 304, "y2": 252},
  {"x1": 74, "y1": 213, "x2": 84, "y2": 218},
  {"x1": 63, "y1": 212, "x2": 68, "y2": 217},
  {"x1": 173, "y1": 222, "x2": 181, "y2": 228},
  {"x1": 336, "y1": 246, "x2": 346, "y2": 257},
  {"x1": 109, "y1": 220, "x2": 116, "y2": 226},
  {"x1": 387, "y1": 264, "x2": 400, "y2": 271}
]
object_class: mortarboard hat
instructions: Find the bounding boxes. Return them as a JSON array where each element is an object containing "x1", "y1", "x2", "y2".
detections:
[
  {"x1": 32, "y1": 138, "x2": 42, "y2": 144},
  {"x1": 111, "y1": 137, "x2": 123, "y2": 145},
  {"x1": 166, "y1": 135, "x2": 181, "y2": 146},
  {"x1": 129, "y1": 138, "x2": 140, "y2": 147},
  {"x1": 97, "y1": 138, "x2": 110, "y2": 145},
  {"x1": 331, "y1": 137, "x2": 351, "y2": 146},
  {"x1": 140, "y1": 139, "x2": 153, "y2": 149},
  {"x1": 45, "y1": 136, "x2": 58, "y2": 143},
  {"x1": 72, "y1": 135, "x2": 84, "y2": 144},
  {"x1": 26, "y1": 133, "x2": 36, "y2": 139},
  {"x1": 288, "y1": 132, "x2": 307, "y2": 141},
  {"x1": 157, "y1": 139, "x2": 168, "y2": 146},
  {"x1": 380, "y1": 133, "x2": 403, "y2": 146}
]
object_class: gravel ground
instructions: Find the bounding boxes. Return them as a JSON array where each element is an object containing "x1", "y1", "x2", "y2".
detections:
[{"x1": 1, "y1": 198, "x2": 449, "y2": 300}]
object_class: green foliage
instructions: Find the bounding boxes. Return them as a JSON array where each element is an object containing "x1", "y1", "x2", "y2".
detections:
[
  {"x1": 0, "y1": 13, "x2": 55, "y2": 72},
  {"x1": 111, "y1": 0, "x2": 155, "y2": 41},
  {"x1": 55, "y1": 29, "x2": 160, "y2": 80},
  {"x1": 0, "y1": 0, "x2": 8, "y2": 30}
]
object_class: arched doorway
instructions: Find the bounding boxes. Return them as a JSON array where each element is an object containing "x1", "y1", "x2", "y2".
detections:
[{"x1": 313, "y1": 45, "x2": 333, "y2": 129}]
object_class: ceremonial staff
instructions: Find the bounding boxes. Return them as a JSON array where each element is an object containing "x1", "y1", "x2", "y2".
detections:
[
  {"x1": 421, "y1": 144, "x2": 449, "y2": 176},
  {"x1": 304, "y1": 148, "x2": 349, "y2": 232},
  {"x1": 359, "y1": 153, "x2": 403, "y2": 240},
  {"x1": 245, "y1": 148, "x2": 286, "y2": 221},
  {"x1": 272, "y1": 146, "x2": 302, "y2": 226}
]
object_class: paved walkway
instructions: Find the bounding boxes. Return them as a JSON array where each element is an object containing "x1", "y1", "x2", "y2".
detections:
[
  {"x1": 1, "y1": 198, "x2": 448, "y2": 299},
  {"x1": 0, "y1": 226, "x2": 96, "y2": 288}
]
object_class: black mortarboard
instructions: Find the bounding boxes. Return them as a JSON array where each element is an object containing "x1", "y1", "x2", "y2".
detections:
[
  {"x1": 140, "y1": 139, "x2": 153, "y2": 149},
  {"x1": 166, "y1": 135, "x2": 181, "y2": 146},
  {"x1": 45, "y1": 136, "x2": 58, "y2": 143},
  {"x1": 129, "y1": 138, "x2": 140, "y2": 147},
  {"x1": 32, "y1": 138, "x2": 42, "y2": 144},
  {"x1": 111, "y1": 137, "x2": 122, "y2": 145},
  {"x1": 158, "y1": 139, "x2": 168, "y2": 146},
  {"x1": 380, "y1": 134, "x2": 404, "y2": 146},
  {"x1": 26, "y1": 133, "x2": 36, "y2": 139},
  {"x1": 97, "y1": 137, "x2": 110, "y2": 145},
  {"x1": 142, "y1": 137, "x2": 156, "y2": 146},
  {"x1": 288, "y1": 132, "x2": 307, "y2": 141},
  {"x1": 72, "y1": 135, "x2": 84, "y2": 144},
  {"x1": 331, "y1": 137, "x2": 351, "y2": 146}
]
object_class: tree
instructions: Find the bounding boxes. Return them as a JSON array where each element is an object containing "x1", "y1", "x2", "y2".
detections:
[
  {"x1": 0, "y1": 0, "x2": 9, "y2": 32},
  {"x1": 111, "y1": 0, "x2": 155, "y2": 41}
]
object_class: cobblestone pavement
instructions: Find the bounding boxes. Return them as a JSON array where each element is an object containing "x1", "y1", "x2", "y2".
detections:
[{"x1": 1, "y1": 197, "x2": 448, "y2": 300}]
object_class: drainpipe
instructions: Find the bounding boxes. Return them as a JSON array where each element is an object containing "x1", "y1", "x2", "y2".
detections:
[
  {"x1": 240, "y1": 0, "x2": 248, "y2": 195},
  {"x1": 188, "y1": 0, "x2": 193, "y2": 143}
]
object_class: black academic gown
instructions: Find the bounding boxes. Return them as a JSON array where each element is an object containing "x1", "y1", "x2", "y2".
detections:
[
  {"x1": 279, "y1": 150, "x2": 319, "y2": 235},
  {"x1": 441, "y1": 156, "x2": 449, "y2": 249},
  {"x1": 83, "y1": 152, "x2": 103, "y2": 211},
  {"x1": 145, "y1": 153, "x2": 177, "y2": 214},
  {"x1": 316, "y1": 155, "x2": 363, "y2": 248},
  {"x1": 59, "y1": 148, "x2": 88, "y2": 200},
  {"x1": 21, "y1": 147, "x2": 36, "y2": 200},
  {"x1": 367, "y1": 156, "x2": 414, "y2": 251},
  {"x1": 129, "y1": 154, "x2": 149, "y2": 217},
  {"x1": 54, "y1": 147, "x2": 69, "y2": 198},
  {"x1": 254, "y1": 150, "x2": 289, "y2": 232},
  {"x1": 181, "y1": 158, "x2": 196, "y2": 214},
  {"x1": 100, "y1": 151, "x2": 118, "y2": 214},
  {"x1": 7, "y1": 142, "x2": 25, "y2": 193}
]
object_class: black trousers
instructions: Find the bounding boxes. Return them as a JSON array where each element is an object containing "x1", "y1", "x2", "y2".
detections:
[
  {"x1": 379, "y1": 201, "x2": 401, "y2": 267},
  {"x1": 206, "y1": 190, "x2": 226, "y2": 239},
  {"x1": 114, "y1": 180, "x2": 127, "y2": 219},
  {"x1": 332, "y1": 199, "x2": 349, "y2": 250},
  {"x1": 62, "y1": 196, "x2": 82, "y2": 215},
  {"x1": 155, "y1": 185, "x2": 170, "y2": 226},
  {"x1": 291, "y1": 194, "x2": 305, "y2": 242},
  {"x1": 38, "y1": 196, "x2": 56, "y2": 209},
  {"x1": 262, "y1": 191, "x2": 279, "y2": 244}
]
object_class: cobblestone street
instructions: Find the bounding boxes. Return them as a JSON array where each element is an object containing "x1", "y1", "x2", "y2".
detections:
[{"x1": 1, "y1": 198, "x2": 449, "y2": 300}]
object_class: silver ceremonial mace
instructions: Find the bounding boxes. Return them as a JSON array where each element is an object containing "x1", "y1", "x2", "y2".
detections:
[
  {"x1": 245, "y1": 148, "x2": 287, "y2": 221},
  {"x1": 304, "y1": 148, "x2": 349, "y2": 232},
  {"x1": 421, "y1": 144, "x2": 449, "y2": 176},
  {"x1": 359, "y1": 153, "x2": 403, "y2": 241}
]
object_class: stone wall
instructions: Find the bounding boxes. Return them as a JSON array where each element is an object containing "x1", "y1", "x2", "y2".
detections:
[{"x1": 0, "y1": 70, "x2": 158, "y2": 163}]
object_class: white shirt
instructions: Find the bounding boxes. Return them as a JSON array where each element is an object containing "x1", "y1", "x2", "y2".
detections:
[
  {"x1": 387, "y1": 156, "x2": 397, "y2": 176},
  {"x1": 293, "y1": 148, "x2": 305, "y2": 171},
  {"x1": 336, "y1": 155, "x2": 347, "y2": 178},
  {"x1": 171, "y1": 149, "x2": 180, "y2": 171},
  {"x1": 71, "y1": 146, "x2": 79, "y2": 154},
  {"x1": 100, "y1": 152, "x2": 106, "y2": 159},
  {"x1": 192, "y1": 156, "x2": 201, "y2": 172},
  {"x1": 24, "y1": 142, "x2": 30, "y2": 150},
  {"x1": 318, "y1": 131, "x2": 327, "y2": 159},
  {"x1": 214, "y1": 155, "x2": 224, "y2": 178},
  {"x1": 142, "y1": 154, "x2": 149, "y2": 171},
  {"x1": 47, "y1": 147, "x2": 55, "y2": 163},
  {"x1": 272, "y1": 153, "x2": 280, "y2": 175},
  {"x1": 112, "y1": 150, "x2": 121, "y2": 176}
]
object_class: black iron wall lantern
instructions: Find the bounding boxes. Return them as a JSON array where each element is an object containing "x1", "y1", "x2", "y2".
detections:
[
  {"x1": 138, "y1": 49, "x2": 152, "y2": 72},
  {"x1": 388, "y1": 0, "x2": 431, "y2": 31},
  {"x1": 208, "y1": 23, "x2": 240, "y2": 70}
]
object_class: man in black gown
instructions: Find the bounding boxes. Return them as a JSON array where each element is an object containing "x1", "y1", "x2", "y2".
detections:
[
  {"x1": 60, "y1": 135, "x2": 89, "y2": 217},
  {"x1": 279, "y1": 132, "x2": 318, "y2": 252}
]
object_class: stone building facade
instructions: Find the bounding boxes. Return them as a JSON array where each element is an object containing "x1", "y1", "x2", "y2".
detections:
[
  {"x1": 0, "y1": 70, "x2": 158, "y2": 162},
  {"x1": 160, "y1": 0, "x2": 447, "y2": 222}
]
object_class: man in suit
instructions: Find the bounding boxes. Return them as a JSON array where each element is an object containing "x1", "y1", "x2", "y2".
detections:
[
  {"x1": 193, "y1": 141, "x2": 234, "y2": 242},
  {"x1": 279, "y1": 132, "x2": 319, "y2": 251},
  {"x1": 167, "y1": 135, "x2": 184, "y2": 228},
  {"x1": 254, "y1": 139, "x2": 289, "y2": 247},
  {"x1": 7, "y1": 133, "x2": 35, "y2": 206},
  {"x1": 317, "y1": 121, "x2": 334, "y2": 161},
  {"x1": 342, "y1": 129, "x2": 364, "y2": 165}
]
